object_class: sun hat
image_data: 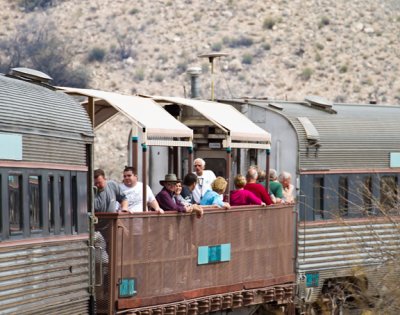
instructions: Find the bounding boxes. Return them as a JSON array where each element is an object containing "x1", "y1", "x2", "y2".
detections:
[{"x1": 159, "y1": 173, "x2": 181, "y2": 185}]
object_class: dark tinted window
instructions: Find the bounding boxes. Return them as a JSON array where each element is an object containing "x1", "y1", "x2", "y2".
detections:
[
  {"x1": 204, "y1": 158, "x2": 226, "y2": 178},
  {"x1": 59, "y1": 176, "x2": 65, "y2": 230},
  {"x1": 313, "y1": 176, "x2": 324, "y2": 219},
  {"x1": 71, "y1": 175, "x2": 78, "y2": 234},
  {"x1": 9, "y1": 175, "x2": 22, "y2": 235},
  {"x1": 29, "y1": 176, "x2": 42, "y2": 231},
  {"x1": 362, "y1": 176, "x2": 373, "y2": 215},
  {"x1": 48, "y1": 176, "x2": 54, "y2": 232},
  {"x1": 338, "y1": 176, "x2": 348, "y2": 216}
]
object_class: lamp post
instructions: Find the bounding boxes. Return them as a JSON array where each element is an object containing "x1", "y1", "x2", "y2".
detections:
[{"x1": 198, "y1": 52, "x2": 228, "y2": 101}]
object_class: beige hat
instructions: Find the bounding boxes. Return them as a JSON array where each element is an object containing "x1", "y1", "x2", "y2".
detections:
[{"x1": 159, "y1": 173, "x2": 181, "y2": 185}]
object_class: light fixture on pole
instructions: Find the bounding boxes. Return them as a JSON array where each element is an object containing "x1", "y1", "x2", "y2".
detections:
[{"x1": 198, "y1": 52, "x2": 229, "y2": 101}]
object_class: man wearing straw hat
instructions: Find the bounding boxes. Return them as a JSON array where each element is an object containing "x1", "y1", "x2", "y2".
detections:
[{"x1": 156, "y1": 174, "x2": 192, "y2": 213}]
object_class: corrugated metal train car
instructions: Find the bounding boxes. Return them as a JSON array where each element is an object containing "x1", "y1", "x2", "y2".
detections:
[
  {"x1": 220, "y1": 96, "x2": 400, "y2": 314},
  {"x1": 0, "y1": 68, "x2": 94, "y2": 314}
]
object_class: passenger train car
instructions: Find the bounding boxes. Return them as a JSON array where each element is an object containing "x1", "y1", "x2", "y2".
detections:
[
  {"x1": 0, "y1": 68, "x2": 296, "y2": 315},
  {"x1": 3, "y1": 66, "x2": 399, "y2": 315},
  {"x1": 220, "y1": 96, "x2": 400, "y2": 314},
  {"x1": 0, "y1": 68, "x2": 94, "y2": 314},
  {"x1": 59, "y1": 89, "x2": 296, "y2": 315}
]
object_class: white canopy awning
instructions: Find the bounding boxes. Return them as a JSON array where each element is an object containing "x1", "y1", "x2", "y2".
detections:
[
  {"x1": 150, "y1": 96, "x2": 271, "y2": 149},
  {"x1": 58, "y1": 88, "x2": 193, "y2": 147}
]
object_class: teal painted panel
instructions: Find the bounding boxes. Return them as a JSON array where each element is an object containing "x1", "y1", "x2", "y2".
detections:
[
  {"x1": 0, "y1": 133, "x2": 22, "y2": 160},
  {"x1": 306, "y1": 272, "x2": 319, "y2": 287},
  {"x1": 208, "y1": 245, "x2": 221, "y2": 263},
  {"x1": 390, "y1": 152, "x2": 400, "y2": 167},
  {"x1": 198, "y1": 246, "x2": 209, "y2": 265},
  {"x1": 220, "y1": 243, "x2": 231, "y2": 262},
  {"x1": 119, "y1": 278, "x2": 136, "y2": 298},
  {"x1": 198, "y1": 243, "x2": 231, "y2": 265}
]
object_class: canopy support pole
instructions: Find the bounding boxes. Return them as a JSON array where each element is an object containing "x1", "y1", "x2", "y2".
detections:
[
  {"x1": 225, "y1": 147, "x2": 232, "y2": 203},
  {"x1": 265, "y1": 148, "x2": 271, "y2": 194},
  {"x1": 142, "y1": 143, "x2": 148, "y2": 211}
]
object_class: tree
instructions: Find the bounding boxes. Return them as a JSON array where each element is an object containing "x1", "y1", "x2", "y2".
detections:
[{"x1": 0, "y1": 17, "x2": 90, "y2": 88}]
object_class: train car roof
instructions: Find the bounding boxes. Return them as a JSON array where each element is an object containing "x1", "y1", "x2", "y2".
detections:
[
  {"x1": 58, "y1": 87, "x2": 193, "y2": 147},
  {"x1": 149, "y1": 95, "x2": 271, "y2": 149},
  {"x1": 222, "y1": 97, "x2": 400, "y2": 171},
  {"x1": 0, "y1": 74, "x2": 93, "y2": 141}
]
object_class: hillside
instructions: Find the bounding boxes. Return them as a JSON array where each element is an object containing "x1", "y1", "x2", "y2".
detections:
[
  {"x1": 1, "y1": 0, "x2": 399, "y2": 103},
  {"x1": 1, "y1": 0, "x2": 399, "y2": 178}
]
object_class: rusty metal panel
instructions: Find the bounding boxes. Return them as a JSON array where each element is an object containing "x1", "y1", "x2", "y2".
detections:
[
  {"x1": 95, "y1": 205, "x2": 295, "y2": 313},
  {"x1": 0, "y1": 236, "x2": 90, "y2": 314},
  {"x1": 297, "y1": 217, "x2": 400, "y2": 303}
]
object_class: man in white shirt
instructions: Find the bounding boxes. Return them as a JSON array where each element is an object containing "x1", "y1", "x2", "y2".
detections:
[
  {"x1": 192, "y1": 158, "x2": 216, "y2": 204},
  {"x1": 119, "y1": 166, "x2": 164, "y2": 213}
]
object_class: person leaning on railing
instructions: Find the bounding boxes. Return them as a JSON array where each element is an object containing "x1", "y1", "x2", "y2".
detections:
[
  {"x1": 279, "y1": 171, "x2": 295, "y2": 204},
  {"x1": 244, "y1": 167, "x2": 273, "y2": 205},
  {"x1": 94, "y1": 168, "x2": 128, "y2": 212},
  {"x1": 200, "y1": 177, "x2": 231, "y2": 209},
  {"x1": 119, "y1": 166, "x2": 164, "y2": 213},
  {"x1": 175, "y1": 177, "x2": 203, "y2": 218},
  {"x1": 230, "y1": 175, "x2": 266, "y2": 206}
]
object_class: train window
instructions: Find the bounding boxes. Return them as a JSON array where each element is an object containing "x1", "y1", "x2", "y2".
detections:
[
  {"x1": 362, "y1": 176, "x2": 373, "y2": 214},
  {"x1": 204, "y1": 158, "x2": 226, "y2": 178},
  {"x1": 71, "y1": 175, "x2": 78, "y2": 234},
  {"x1": 9, "y1": 175, "x2": 23, "y2": 235},
  {"x1": 59, "y1": 176, "x2": 65, "y2": 230},
  {"x1": 380, "y1": 176, "x2": 397, "y2": 211},
  {"x1": 29, "y1": 176, "x2": 42, "y2": 232},
  {"x1": 313, "y1": 176, "x2": 324, "y2": 219},
  {"x1": 338, "y1": 176, "x2": 348, "y2": 216},
  {"x1": 48, "y1": 176, "x2": 55, "y2": 232}
]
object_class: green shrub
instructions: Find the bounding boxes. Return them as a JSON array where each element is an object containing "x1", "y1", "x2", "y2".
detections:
[
  {"x1": 134, "y1": 68, "x2": 145, "y2": 81},
  {"x1": 227, "y1": 36, "x2": 254, "y2": 48},
  {"x1": 87, "y1": 47, "x2": 106, "y2": 62},
  {"x1": 129, "y1": 8, "x2": 139, "y2": 15},
  {"x1": 19, "y1": 0, "x2": 54, "y2": 12},
  {"x1": 242, "y1": 53, "x2": 253, "y2": 65},
  {"x1": 301, "y1": 68, "x2": 313, "y2": 81},
  {"x1": 154, "y1": 73, "x2": 164, "y2": 82},
  {"x1": 0, "y1": 19, "x2": 90, "y2": 87},
  {"x1": 318, "y1": 16, "x2": 330, "y2": 29},
  {"x1": 211, "y1": 42, "x2": 222, "y2": 52},
  {"x1": 262, "y1": 43, "x2": 271, "y2": 50},
  {"x1": 339, "y1": 64, "x2": 348, "y2": 73},
  {"x1": 263, "y1": 17, "x2": 276, "y2": 30}
]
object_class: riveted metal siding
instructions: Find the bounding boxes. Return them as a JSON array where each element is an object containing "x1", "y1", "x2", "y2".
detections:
[
  {"x1": 297, "y1": 218, "x2": 400, "y2": 303},
  {"x1": 23, "y1": 134, "x2": 87, "y2": 165},
  {"x1": 286, "y1": 104, "x2": 400, "y2": 170},
  {"x1": 0, "y1": 75, "x2": 93, "y2": 142},
  {"x1": 240, "y1": 99, "x2": 400, "y2": 171},
  {"x1": 0, "y1": 237, "x2": 90, "y2": 314}
]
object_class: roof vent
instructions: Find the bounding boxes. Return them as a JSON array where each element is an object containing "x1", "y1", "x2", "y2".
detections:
[
  {"x1": 305, "y1": 95, "x2": 336, "y2": 113},
  {"x1": 9, "y1": 67, "x2": 52, "y2": 84}
]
